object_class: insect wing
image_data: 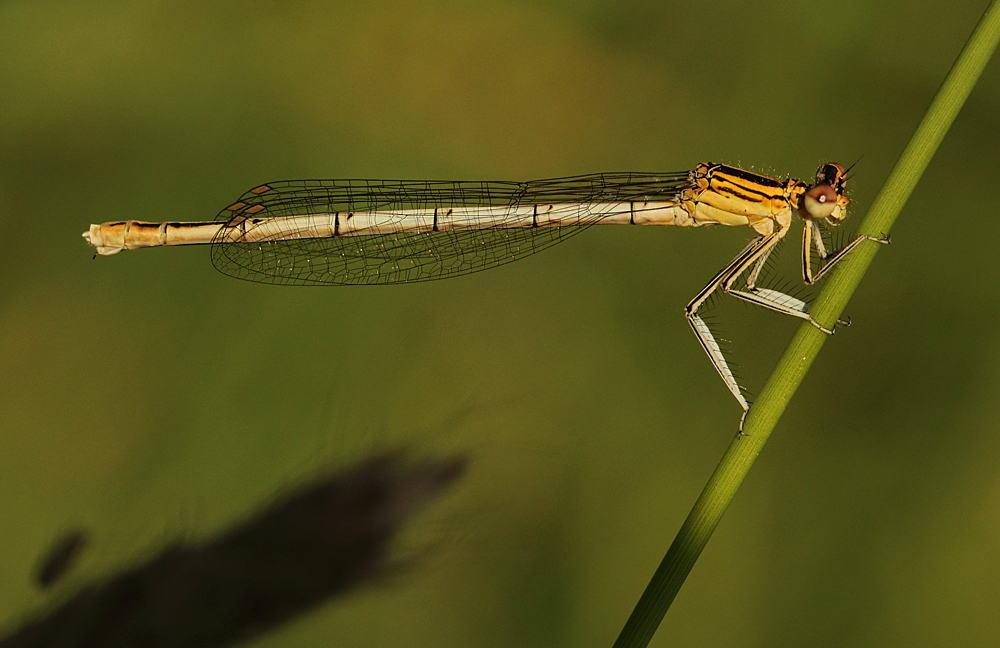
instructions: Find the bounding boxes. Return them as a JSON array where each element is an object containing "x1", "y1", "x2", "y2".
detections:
[{"x1": 210, "y1": 173, "x2": 688, "y2": 285}]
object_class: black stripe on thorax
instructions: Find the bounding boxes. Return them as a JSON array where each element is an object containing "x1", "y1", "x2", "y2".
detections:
[
  {"x1": 713, "y1": 165, "x2": 785, "y2": 189},
  {"x1": 717, "y1": 183, "x2": 774, "y2": 204}
]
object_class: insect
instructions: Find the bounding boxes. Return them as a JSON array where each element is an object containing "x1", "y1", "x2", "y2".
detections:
[{"x1": 83, "y1": 163, "x2": 887, "y2": 428}]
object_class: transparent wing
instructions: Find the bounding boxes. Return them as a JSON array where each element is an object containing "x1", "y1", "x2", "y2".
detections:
[{"x1": 210, "y1": 172, "x2": 689, "y2": 285}]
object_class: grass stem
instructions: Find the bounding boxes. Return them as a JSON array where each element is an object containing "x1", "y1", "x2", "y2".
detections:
[{"x1": 613, "y1": 2, "x2": 1000, "y2": 646}]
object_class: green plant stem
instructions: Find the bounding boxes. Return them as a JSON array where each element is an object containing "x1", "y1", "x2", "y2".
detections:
[{"x1": 612, "y1": 2, "x2": 1000, "y2": 647}]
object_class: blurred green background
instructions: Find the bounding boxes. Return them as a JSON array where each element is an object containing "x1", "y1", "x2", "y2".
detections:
[{"x1": 2, "y1": 0, "x2": 999, "y2": 645}]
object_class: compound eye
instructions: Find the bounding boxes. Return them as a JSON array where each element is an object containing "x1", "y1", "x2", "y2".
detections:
[{"x1": 803, "y1": 184, "x2": 838, "y2": 220}]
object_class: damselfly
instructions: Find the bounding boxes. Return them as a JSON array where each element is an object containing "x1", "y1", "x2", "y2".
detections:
[{"x1": 82, "y1": 163, "x2": 887, "y2": 428}]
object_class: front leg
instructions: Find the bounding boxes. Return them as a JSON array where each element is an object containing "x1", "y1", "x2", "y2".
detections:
[{"x1": 802, "y1": 219, "x2": 890, "y2": 285}]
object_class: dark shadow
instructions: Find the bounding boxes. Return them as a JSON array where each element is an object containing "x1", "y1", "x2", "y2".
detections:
[{"x1": 2, "y1": 451, "x2": 465, "y2": 647}]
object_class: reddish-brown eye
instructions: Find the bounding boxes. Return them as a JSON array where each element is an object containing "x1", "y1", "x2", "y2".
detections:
[{"x1": 803, "y1": 184, "x2": 838, "y2": 219}]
